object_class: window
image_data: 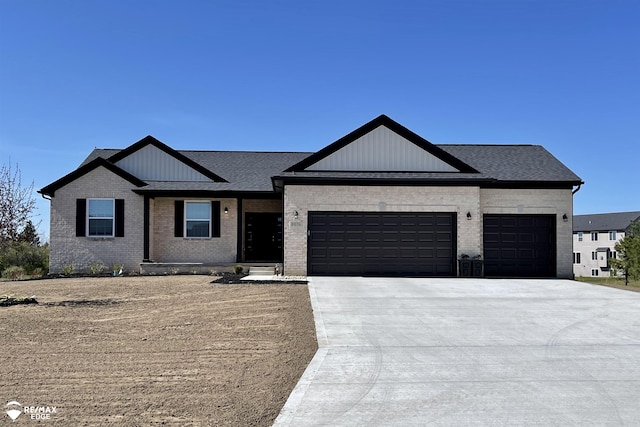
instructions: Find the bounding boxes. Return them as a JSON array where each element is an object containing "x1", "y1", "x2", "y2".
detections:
[
  {"x1": 591, "y1": 232, "x2": 598, "y2": 241},
  {"x1": 592, "y1": 251, "x2": 598, "y2": 261},
  {"x1": 609, "y1": 231, "x2": 617, "y2": 240},
  {"x1": 88, "y1": 199, "x2": 114, "y2": 237},
  {"x1": 76, "y1": 199, "x2": 124, "y2": 238},
  {"x1": 573, "y1": 253, "x2": 581, "y2": 264},
  {"x1": 577, "y1": 232, "x2": 583, "y2": 242},
  {"x1": 174, "y1": 200, "x2": 220, "y2": 238},
  {"x1": 185, "y1": 201, "x2": 211, "y2": 238},
  {"x1": 611, "y1": 251, "x2": 617, "y2": 260},
  {"x1": 591, "y1": 269, "x2": 599, "y2": 276}
]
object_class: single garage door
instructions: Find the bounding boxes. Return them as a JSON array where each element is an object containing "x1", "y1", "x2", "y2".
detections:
[
  {"x1": 308, "y1": 212, "x2": 456, "y2": 276},
  {"x1": 483, "y1": 214, "x2": 556, "y2": 277}
]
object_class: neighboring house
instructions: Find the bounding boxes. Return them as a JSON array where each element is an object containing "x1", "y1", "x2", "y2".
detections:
[
  {"x1": 572, "y1": 211, "x2": 640, "y2": 277},
  {"x1": 39, "y1": 115, "x2": 583, "y2": 278}
]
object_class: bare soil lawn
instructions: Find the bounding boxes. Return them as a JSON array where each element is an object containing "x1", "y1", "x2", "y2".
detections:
[{"x1": 0, "y1": 276, "x2": 317, "y2": 426}]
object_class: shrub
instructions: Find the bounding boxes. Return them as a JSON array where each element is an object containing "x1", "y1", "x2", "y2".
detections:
[
  {"x1": 2, "y1": 266, "x2": 25, "y2": 281},
  {"x1": 30, "y1": 267, "x2": 44, "y2": 278},
  {"x1": 89, "y1": 261, "x2": 106, "y2": 276},
  {"x1": 233, "y1": 265, "x2": 244, "y2": 274},
  {"x1": 0, "y1": 241, "x2": 49, "y2": 274},
  {"x1": 61, "y1": 262, "x2": 75, "y2": 276}
]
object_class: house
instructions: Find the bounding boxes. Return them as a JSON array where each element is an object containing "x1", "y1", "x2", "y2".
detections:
[
  {"x1": 39, "y1": 115, "x2": 583, "y2": 278},
  {"x1": 572, "y1": 211, "x2": 640, "y2": 277}
]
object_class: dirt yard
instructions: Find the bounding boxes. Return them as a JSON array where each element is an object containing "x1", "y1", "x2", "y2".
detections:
[{"x1": 0, "y1": 276, "x2": 317, "y2": 426}]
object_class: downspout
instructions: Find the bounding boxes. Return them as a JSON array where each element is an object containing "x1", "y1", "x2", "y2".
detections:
[
  {"x1": 572, "y1": 183, "x2": 582, "y2": 195},
  {"x1": 569, "y1": 182, "x2": 582, "y2": 280}
]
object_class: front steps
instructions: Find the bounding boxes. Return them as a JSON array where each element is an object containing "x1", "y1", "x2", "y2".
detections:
[{"x1": 248, "y1": 266, "x2": 276, "y2": 276}]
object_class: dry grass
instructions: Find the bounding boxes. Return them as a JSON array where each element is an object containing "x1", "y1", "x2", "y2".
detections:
[{"x1": 576, "y1": 276, "x2": 640, "y2": 292}]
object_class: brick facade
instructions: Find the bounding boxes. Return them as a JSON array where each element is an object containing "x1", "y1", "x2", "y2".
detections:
[
  {"x1": 283, "y1": 185, "x2": 482, "y2": 276},
  {"x1": 151, "y1": 198, "x2": 238, "y2": 264},
  {"x1": 283, "y1": 185, "x2": 574, "y2": 278},
  {"x1": 49, "y1": 167, "x2": 144, "y2": 274},
  {"x1": 480, "y1": 188, "x2": 574, "y2": 278},
  {"x1": 51, "y1": 185, "x2": 288, "y2": 272}
]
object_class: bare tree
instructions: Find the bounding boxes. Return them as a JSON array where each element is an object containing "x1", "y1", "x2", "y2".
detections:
[{"x1": 0, "y1": 163, "x2": 36, "y2": 243}]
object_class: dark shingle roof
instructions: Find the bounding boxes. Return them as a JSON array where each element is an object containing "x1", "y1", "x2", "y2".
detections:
[
  {"x1": 273, "y1": 144, "x2": 582, "y2": 186},
  {"x1": 573, "y1": 212, "x2": 640, "y2": 232},
  {"x1": 78, "y1": 141, "x2": 580, "y2": 193},
  {"x1": 82, "y1": 149, "x2": 312, "y2": 192},
  {"x1": 439, "y1": 145, "x2": 582, "y2": 183}
]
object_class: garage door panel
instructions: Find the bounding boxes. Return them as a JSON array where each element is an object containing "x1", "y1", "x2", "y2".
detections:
[
  {"x1": 483, "y1": 214, "x2": 555, "y2": 277},
  {"x1": 308, "y1": 212, "x2": 456, "y2": 276}
]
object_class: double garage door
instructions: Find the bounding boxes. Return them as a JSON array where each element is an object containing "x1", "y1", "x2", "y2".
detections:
[
  {"x1": 308, "y1": 212, "x2": 456, "y2": 276},
  {"x1": 307, "y1": 212, "x2": 556, "y2": 277}
]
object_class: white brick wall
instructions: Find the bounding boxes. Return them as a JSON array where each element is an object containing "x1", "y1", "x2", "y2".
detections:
[
  {"x1": 49, "y1": 167, "x2": 144, "y2": 274},
  {"x1": 49, "y1": 169, "x2": 575, "y2": 278},
  {"x1": 480, "y1": 188, "x2": 574, "y2": 278},
  {"x1": 283, "y1": 185, "x2": 482, "y2": 276},
  {"x1": 152, "y1": 198, "x2": 238, "y2": 263},
  {"x1": 283, "y1": 185, "x2": 574, "y2": 278}
]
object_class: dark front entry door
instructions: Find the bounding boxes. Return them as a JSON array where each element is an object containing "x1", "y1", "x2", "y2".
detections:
[{"x1": 245, "y1": 213, "x2": 283, "y2": 262}]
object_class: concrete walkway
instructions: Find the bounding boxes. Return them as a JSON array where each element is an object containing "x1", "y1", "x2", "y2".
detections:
[{"x1": 274, "y1": 277, "x2": 640, "y2": 426}]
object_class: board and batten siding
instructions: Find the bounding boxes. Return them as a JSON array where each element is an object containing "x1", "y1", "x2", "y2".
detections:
[
  {"x1": 114, "y1": 144, "x2": 211, "y2": 181},
  {"x1": 306, "y1": 126, "x2": 459, "y2": 172}
]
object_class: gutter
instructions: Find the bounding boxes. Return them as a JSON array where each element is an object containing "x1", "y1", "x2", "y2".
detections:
[{"x1": 572, "y1": 182, "x2": 583, "y2": 195}]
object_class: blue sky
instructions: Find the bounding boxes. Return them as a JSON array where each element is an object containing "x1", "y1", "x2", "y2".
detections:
[{"x1": 1, "y1": 0, "x2": 638, "y2": 240}]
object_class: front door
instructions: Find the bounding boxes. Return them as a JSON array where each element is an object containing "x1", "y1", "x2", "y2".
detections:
[{"x1": 245, "y1": 213, "x2": 283, "y2": 262}]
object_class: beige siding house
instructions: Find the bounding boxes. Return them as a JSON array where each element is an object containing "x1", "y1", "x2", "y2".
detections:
[
  {"x1": 40, "y1": 115, "x2": 583, "y2": 278},
  {"x1": 572, "y1": 211, "x2": 640, "y2": 277}
]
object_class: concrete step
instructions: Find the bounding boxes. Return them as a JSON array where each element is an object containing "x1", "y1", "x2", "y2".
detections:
[{"x1": 248, "y1": 266, "x2": 276, "y2": 276}]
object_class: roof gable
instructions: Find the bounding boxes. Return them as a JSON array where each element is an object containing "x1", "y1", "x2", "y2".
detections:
[
  {"x1": 108, "y1": 136, "x2": 228, "y2": 182},
  {"x1": 38, "y1": 157, "x2": 147, "y2": 197},
  {"x1": 286, "y1": 115, "x2": 478, "y2": 173}
]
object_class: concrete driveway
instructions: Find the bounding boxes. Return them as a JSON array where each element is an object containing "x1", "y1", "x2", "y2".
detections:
[{"x1": 274, "y1": 277, "x2": 640, "y2": 426}]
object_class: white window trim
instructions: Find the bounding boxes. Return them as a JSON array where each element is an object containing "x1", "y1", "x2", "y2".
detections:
[
  {"x1": 184, "y1": 200, "x2": 211, "y2": 239},
  {"x1": 87, "y1": 198, "x2": 115, "y2": 238}
]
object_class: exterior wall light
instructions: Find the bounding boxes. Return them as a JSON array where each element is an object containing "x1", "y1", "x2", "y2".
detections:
[
  {"x1": 224, "y1": 207, "x2": 228, "y2": 215},
  {"x1": 294, "y1": 210, "x2": 299, "y2": 219},
  {"x1": 466, "y1": 212, "x2": 472, "y2": 220},
  {"x1": 562, "y1": 213, "x2": 568, "y2": 222}
]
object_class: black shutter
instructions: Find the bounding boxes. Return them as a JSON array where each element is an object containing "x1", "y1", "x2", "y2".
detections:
[
  {"x1": 115, "y1": 199, "x2": 125, "y2": 237},
  {"x1": 212, "y1": 201, "x2": 220, "y2": 238},
  {"x1": 174, "y1": 200, "x2": 184, "y2": 237},
  {"x1": 76, "y1": 199, "x2": 86, "y2": 237}
]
